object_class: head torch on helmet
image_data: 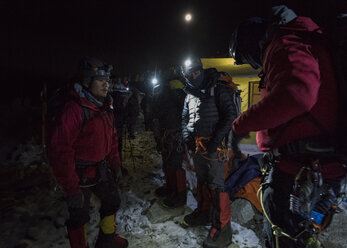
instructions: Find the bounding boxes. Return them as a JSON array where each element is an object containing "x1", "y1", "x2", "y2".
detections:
[
  {"x1": 181, "y1": 58, "x2": 204, "y2": 89},
  {"x1": 80, "y1": 56, "x2": 113, "y2": 84},
  {"x1": 91, "y1": 64, "x2": 113, "y2": 78},
  {"x1": 183, "y1": 58, "x2": 203, "y2": 75}
]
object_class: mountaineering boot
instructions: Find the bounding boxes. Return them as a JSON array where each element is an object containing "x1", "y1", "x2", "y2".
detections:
[
  {"x1": 95, "y1": 231, "x2": 128, "y2": 248},
  {"x1": 203, "y1": 223, "x2": 232, "y2": 248},
  {"x1": 203, "y1": 191, "x2": 232, "y2": 248},
  {"x1": 162, "y1": 167, "x2": 187, "y2": 208},
  {"x1": 155, "y1": 185, "x2": 170, "y2": 198},
  {"x1": 182, "y1": 209, "x2": 211, "y2": 227},
  {"x1": 162, "y1": 191, "x2": 187, "y2": 208},
  {"x1": 182, "y1": 181, "x2": 212, "y2": 227},
  {"x1": 67, "y1": 225, "x2": 88, "y2": 248},
  {"x1": 95, "y1": 214, "x2": 128, "y2": 248}
]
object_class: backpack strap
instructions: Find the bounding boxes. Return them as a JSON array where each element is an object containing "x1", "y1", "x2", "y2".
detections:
[
  {"x1": 216, "y1": 75, "x2": 242, "y2": 117},
  {"x1": 219, "y1": 75, "x2": 238, "y2": 91},
  {"x1": 81, "y1": 106, "x2": 93, "y2": 123}
]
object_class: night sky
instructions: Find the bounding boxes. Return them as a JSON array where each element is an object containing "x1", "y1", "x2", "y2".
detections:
[{"x1": 1, "y1": 0, "x2": 345, "y2": 101}]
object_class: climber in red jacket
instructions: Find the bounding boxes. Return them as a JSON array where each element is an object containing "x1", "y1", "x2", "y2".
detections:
[
  {"x1": 48, "y1": 56, "x2": 128, "y2": 248},
  {"x1": 229, "y1": 5, "x2": 346, "y2": 248}
]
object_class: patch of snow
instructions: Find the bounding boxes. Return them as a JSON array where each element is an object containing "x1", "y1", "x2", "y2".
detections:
[
  {"x1": 7, "y1": 138, "x2": 43, "y2": 166},
  {"x1": 239, "y1": 144, "x2": 262, "y2": 156},
  {"x1": 1, "y1": 130, "x2": 346, "y2": 248}
]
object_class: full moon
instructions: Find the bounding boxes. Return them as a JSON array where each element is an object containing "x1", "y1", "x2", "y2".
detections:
[{"x1": 185, "y1": 14, "x2": 192, "y2": 22}]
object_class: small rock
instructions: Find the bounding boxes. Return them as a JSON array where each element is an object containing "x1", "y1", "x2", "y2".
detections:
[
  {"x1": 146, "y1": 202, "x2": 185, "y2": 224},
  {"x1": 228, "y1": 244, "x2": 240, "y2": 248},
  {"x1": 231, "y1": 198, "x2": 255, "y2": 224}
]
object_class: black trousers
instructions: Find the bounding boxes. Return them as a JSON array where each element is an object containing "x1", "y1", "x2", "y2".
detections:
[{"x1": 66, "y1": 169, "x2": 121, "y2": 228}]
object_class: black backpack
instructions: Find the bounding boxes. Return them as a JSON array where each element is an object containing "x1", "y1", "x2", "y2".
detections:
[
  {"x1": 291, "y1": 15, "x2": 347, "y2": 162},
  {"x1": 326, "y1": 14, "x2": 347, "y2": 157},
  {"x1": 43, "y1": 83, "x2": 75, "y2": 149}
]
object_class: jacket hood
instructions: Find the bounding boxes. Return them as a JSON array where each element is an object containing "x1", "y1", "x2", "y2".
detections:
[
  {"x1": 71, "y1": 83, "x2": 113, "y2": 111},
  {"x1": 269, "y1": 5, "x2": 297, "y2": 26},
  {"x1": 278, "y1": 16, "x2": 320, "y2": 33},
  {"x1": 183, "y1": 68, "x2": 219, "y2": 96},
  {"x1": 267, "y1": 5, "x2": 321, "y2": 35},
  {"x1": 260, "y1": 5, "x2": 321, "y2": 62}
]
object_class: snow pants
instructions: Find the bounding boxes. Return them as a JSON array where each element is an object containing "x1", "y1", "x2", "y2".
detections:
[
  {"x1": 193, "y1": 151, "x2": 231, "y2": 234},
  {"x1": 161, "y1": 131, "x2": 186, "y2": 197},
  {"x1": 193, "y1": 151, "x2": 225, "y2": 191},
  {"x1": 66, "y1": 168, "x2": 121, "y2": 228}
]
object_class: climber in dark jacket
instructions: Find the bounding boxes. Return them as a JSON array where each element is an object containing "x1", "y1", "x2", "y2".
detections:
[
  {"x1": 152, "y1": 79, "x2": 187, "y2": 208},
  {"x1": 181, "y1": 58, "x2": 238, "y2": 248}
]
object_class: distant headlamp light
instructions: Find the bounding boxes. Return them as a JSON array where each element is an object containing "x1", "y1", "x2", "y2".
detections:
[{"x1": 184, "y1": 59, "x2": 192, "y2": 68}]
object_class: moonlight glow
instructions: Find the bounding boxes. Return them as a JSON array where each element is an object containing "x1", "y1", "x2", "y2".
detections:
[{"x1": 185, "y1": 14, "x2": 192, "y2": 22}]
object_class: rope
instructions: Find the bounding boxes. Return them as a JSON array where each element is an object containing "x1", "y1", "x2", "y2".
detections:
[{"x1": 256, "y1": 186, "x2": 298, "y2": 248}]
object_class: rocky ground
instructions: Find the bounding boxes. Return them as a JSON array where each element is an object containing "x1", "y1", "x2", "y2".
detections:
[{"x1": 0, "y1": 125, "x2": 346, "y2": 248}]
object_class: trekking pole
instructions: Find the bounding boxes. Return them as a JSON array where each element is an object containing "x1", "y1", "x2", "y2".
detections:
[
  {"x1": 122, "y1": 126, "x2": 127, "y2": 162},
  {"x1": 126, "y1": 127, "x2": 136, "y2": 170},
  {"x1": 41, "y1": 82, "x2": 47, "y2": 162},
  {"x1": 128, "y1": 139, "x2": 136, "y2": 170}
]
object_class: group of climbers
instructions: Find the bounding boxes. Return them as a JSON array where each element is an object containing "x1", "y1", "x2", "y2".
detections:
[{"x1": 46, "y1": 4, "x2": 346, "y2": 248}]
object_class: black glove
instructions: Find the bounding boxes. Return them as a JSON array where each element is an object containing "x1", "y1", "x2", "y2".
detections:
[
  {"x1": 67, "y1": 192, "x2": 84, "y2": 209},
  {"x1": 185, "y1": 139, "x2": 196, "y2": 152},
  {"x1": 206, "y1": 141, "x2": 218, "y2": 154}
]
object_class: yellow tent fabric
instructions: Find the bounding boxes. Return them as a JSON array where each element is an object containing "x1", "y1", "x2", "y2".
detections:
[{"x1": 169, "y1": 79, "x2": 184, "y2": 89}]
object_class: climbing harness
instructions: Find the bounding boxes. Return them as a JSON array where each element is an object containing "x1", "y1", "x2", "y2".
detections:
[
  {"x1": 195, "y1": 137, "x2": 229, "y2": 163},
  {"x1": 75, "y1": 158, "x2": 110, "y2": 188},
  {"x1": 257, "y1": 186, "x2": 298, "y2": 248},
  {"x1": 258, "y1": 152, "x2": 340, "y2": 248},
  {"x1": 160, "y1": 129, "x2": 184, "y2": 159}
]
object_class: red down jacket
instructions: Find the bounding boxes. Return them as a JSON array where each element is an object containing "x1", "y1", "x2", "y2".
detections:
[
  {"x1": 48, "y1": 84, "x2": 121, "y2": 195},
  {"x1": 232, "y1": 17, "x2": 345, "y2": 178}
]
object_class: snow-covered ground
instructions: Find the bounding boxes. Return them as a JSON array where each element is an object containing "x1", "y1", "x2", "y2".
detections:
[
  {"x1": 0, "y1": 127, "x2": 346, "y2": 248},
  {"x1": 114, "y1": 133, "x2": 263, "y2": 248}
]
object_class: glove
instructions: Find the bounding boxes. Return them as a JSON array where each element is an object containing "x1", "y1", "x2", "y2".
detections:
[
  {"x1": 67, "y1": 192, "x2": 84, "y2": 209},
  {"x1": 206, "y1": 141, "x2": 218, "y2": 154},
  {"x1": 185, "y1": 139, "x2": 196, "y2": 153}
]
